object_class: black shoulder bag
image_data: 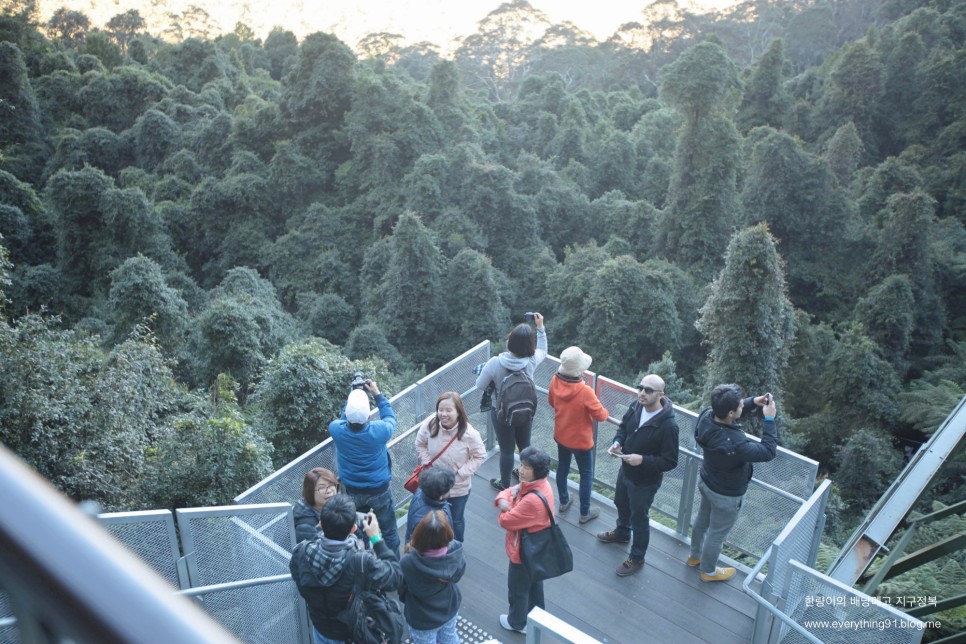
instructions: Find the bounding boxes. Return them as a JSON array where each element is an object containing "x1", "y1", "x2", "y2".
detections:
[{"x1": 520, "y1": 490, "x2": 574, "y2": 581}]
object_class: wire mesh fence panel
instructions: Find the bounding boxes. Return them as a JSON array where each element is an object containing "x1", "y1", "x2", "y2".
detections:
[
  {"x1": 97, "y1": 510, "x2": 185, "y2": 589},
  {"x1": 779, "y1": 560, "x2": 925, "y2": 644},
  {"x1": 177, "y1": 504, "x2": 305, "y2": 644},
  {"x1": 769, "y1": 482, "x2": 831, "y2": 599}
]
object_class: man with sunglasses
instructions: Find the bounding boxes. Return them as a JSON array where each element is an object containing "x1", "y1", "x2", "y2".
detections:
[{"x1": 597, "y1": 374, "x2": 679, "y2": 577}]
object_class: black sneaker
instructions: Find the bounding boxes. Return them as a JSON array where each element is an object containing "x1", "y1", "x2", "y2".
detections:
[
  {"x1": 596, "y1": 530, "x2": 631, "y2": 544},
  {"x1": 490, "y1": 478, "x2": 507, "y2": 492}
]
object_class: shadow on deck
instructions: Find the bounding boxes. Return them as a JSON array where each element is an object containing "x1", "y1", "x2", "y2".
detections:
[{"x1": 454, "y1": 454, "x2": 756, "y2": 644}]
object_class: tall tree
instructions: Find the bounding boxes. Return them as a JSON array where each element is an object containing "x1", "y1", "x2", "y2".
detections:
[
  {"x1": 658, "y1": 41, "x2": 742, "y2": 279},
  {"x1": 736, "y1": 38, "x2": 789, "y2": 133},
  {"x1": 108, "y1": 255, "x2": 188, "y2": 356},
  {"x1": 106, "y1": 9, "x2": 145, "y2": 54},
  {"x1": 374, "y1": 212, "x2": 447, "y2": 366},
  {"x1": 696, "y1": 223, "x2": 795, "y2": 402}
]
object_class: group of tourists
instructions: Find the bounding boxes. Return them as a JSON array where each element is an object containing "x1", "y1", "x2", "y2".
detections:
[{"x1": 289, "y1": 314, "x2": 780, "y2": 642}]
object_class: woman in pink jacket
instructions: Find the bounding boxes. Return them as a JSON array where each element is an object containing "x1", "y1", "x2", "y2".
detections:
[
  {"x1": 548, "y1": 346, "x2": 609, "y2": 524},
  {"x1": 494, "y1": 446, "x2": 555, "y2": 635},
  {"x1": 415, "y1": 391, "x2": 486, "y2": 542}
]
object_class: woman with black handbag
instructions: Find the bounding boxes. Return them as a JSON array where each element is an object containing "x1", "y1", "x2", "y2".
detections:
[{"x1": 494, "y1": 446, "x2": 568, "y2": 635}]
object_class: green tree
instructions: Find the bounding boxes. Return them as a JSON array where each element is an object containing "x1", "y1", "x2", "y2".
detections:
[
  {"x1": 192, "y1": 267, "x2": 298, "y2": 398},
  {"x1": 736, "y1": 38, "x2": 789, "y2": 133},
  {"x1": 0, "y1": 234, "x2": 10, "y2": 318},
  {"x1": 280, "y1": 32, "x2": 355, "y2": 130},
  {"x1": 741, "y1": 129, "x2": 855, "y2": 313},
  {"x1": 252, "y1": 339, "x2": 390, "y2": 466},
  {"x1": 345, "y1": 322, "x2": 406, "y2": 373},
  {"x1": 295, "y1": 292, "x2": 356, "y2": 345},
  {"x1": 578, "y1": 255, "x2": 683, "y2": 382},
  {"x1": 46, "y1": 167, "x2": 170, "y2": 298},
  {"x1": 441, "y1": 248, "x2": 509, "y2": 351},
  {"x1": 106, "y1": 9, "x2": 145, "y2": 54},
  {"x1": 108, "y1": 255, "x2": 188, "y2": 356},
  {"x1": 145, "y1": 374, "x2": 274, "y2": 508},
  {"x1": 46, "y1": 7, "x2": 89, "y2": 47},
  {"x1": 834, "y1": 428, "x2": 902, "y2": 509},
  {"x1": 854, "y1": 275, "x2": 915, "y2": 373},
  {"x1": 263, "y1": 27, "x2": 298, "y2": 81},
  {"x1": 696, "y1": 223, "x2": 795, "y2": 403},
  {"x1": 824, "y1": 121, "x2": 865, "y2": 186},
  {"x1": 822, "y1": 324, "x2": 901, "y2": 431},
  {"x1": 823, "y1": 40, "x2": 885, "y2": 157},
  {"x1": 0, "y1": 41, "x2": 42, "y2": 149},
  {"x1": 0, "y1": 315, "x2": 180, "y2": 509},
  {"x1": 868, "y1": 191, "x2": 944, "y2": 362},
  {"x1": 373, "y1": 212, "x2": 446, "y2": 366},
  {"x1": 658, "y1": 42, "x2": 742, "y2": 278}
]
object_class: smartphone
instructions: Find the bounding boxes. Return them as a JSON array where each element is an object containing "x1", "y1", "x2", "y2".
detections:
[{"x1": 524, "y1": 312, "x2": 536, "y2": 322}]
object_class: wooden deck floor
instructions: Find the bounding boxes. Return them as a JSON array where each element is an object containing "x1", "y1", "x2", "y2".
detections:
[{"x1": 449, "y1": 455, "x2": 756, "y2": 644}]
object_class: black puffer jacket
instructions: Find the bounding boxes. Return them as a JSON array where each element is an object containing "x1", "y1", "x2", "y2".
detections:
[
  {"x1": 293, "y1": 499, "x2": 321, "y2": 543},
  {"x1": 290, "y1": 536, "x2": 402, "y2": 641},
  {"x1": 612, "y1": 397, "x2": 679, "y2": 486},
  {"x1": 694, "y1": 398, "x2": 777, "y2": 497}
]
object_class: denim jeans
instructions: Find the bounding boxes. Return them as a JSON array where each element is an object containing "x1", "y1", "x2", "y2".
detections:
[
  {"x1": 491, "y1": 409, "x2": 531, "y2": 487},
  {"x1": 556, "y1": 443, "x2": 594, "y2": 516},
  {"x1": 312, "y1": 626, "x2": 345, "y2": 644},
  {"x1": 347, "y1": 486, "x2": 400, "y2": 555},
  {"x1": 614, "y1": 468, "x2": 660, "y2": 562},
  {"x1": 407, "y1": 614, "x2": 460, "y2": 644},
  {"x1": 448, "y1": 494, "x2": 468, "y2": 543},
  {"x1": 689, "y1": 479, "x2": 743, "y2": 574},
  {"x1": 507, "y1": 560, "x2": 543, "y2": 631}
]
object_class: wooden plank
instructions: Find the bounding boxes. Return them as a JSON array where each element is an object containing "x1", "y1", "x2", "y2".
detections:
[{"x1": 453, "y1": 456, "x2": 756, "y2": 643}]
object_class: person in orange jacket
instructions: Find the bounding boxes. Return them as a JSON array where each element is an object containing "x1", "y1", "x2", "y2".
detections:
[
  {"x1": 548, "y1": 346, "x2": 609, "y2": 524},
  {"x1": 494, "y1": 446, "x2": 555, "y2": 635}
]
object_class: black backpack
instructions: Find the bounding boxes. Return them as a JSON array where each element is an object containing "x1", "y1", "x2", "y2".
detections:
[
  {"x1": 496, "y1": 369, "x2": 538, "y2": 429},
  {"x1": 338, "y1": 552, "x2": 406, "y2": 644}
]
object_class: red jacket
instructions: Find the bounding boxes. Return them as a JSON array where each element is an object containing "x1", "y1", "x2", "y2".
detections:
[
  {"x1": 494, "y1": 477, "x2": 555, "y2": 564},
  {"x1": 548, "y1": 374, "x2": 609, "y2": 450}
]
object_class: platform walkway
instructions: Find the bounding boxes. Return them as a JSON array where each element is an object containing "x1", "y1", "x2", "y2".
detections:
[{"x1": 451, "y1": 455, "x2": 756, "y2": 643}]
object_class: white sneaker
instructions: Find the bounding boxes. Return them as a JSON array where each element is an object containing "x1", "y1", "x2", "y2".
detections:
[{"x1": 499, "y1": 613, "x2": 526, "y2": 634}]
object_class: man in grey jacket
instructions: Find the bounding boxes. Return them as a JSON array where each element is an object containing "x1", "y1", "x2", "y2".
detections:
[{"x1": 688, "y1": 384, "x2": 777, "y2": 582}]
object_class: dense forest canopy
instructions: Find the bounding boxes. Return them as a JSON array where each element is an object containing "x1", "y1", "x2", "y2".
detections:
[{"x1": 1, "y1": 0, "x2": 965, "y2": 584}]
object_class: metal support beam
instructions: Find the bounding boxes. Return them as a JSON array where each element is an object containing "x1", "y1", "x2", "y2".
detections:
[{"x1": 883, "y1": 531, "x2": 966, "y2": 579}]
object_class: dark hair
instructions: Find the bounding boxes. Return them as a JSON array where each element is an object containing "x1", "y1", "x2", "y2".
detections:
[
  {"x1": 319, "y1": 494, "x2": 356, "y2": 540},
  {"x1": 519, "y1": 446, "x2": 550, "y2": 480},
  {"x1": 410, "y1": 510, "x2": 454, "y2": 553},
  {"x1": 428, "y1": 391, "x2": 469, "y2": 439},
  {"x1": 302, "y1": 467, "x2": 339, "y2": 507},
  {"x1": 711, "y1": 384, "x2": 744, "y2": 419},
  {"x1": 506, "y1": 323, "x2": 536, "y2": 358},
  {"x1": 419, "y1": 466, "x2": 456, "y2": 500}
]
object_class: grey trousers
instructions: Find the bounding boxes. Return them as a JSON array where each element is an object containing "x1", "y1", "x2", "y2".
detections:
[{"x1": 689, "y1": 479, "x2": 743, "y2": 574}]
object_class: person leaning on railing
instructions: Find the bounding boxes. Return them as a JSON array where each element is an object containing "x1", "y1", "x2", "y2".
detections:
[{"x1": 687, "y1": 385, "x2": 778, "y2": 582}]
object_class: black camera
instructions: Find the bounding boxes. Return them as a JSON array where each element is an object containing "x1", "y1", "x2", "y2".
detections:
[
  {"x1": 350, "y1": 372, "x2": 366, "y2": 391},
  {"x1": 524, "y1": 312, "x2": 536, "y2": 322}
]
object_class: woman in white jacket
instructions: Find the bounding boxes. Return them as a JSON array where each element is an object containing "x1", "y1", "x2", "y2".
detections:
[{"x1": 415, "y1": 392, "x2": 486, "y2": 542}]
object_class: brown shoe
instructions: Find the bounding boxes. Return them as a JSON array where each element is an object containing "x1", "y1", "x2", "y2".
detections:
[
  {"x1": 596, "y1": 530, "x2": 630, "y2": 544},
  {"x1": 686, "y1": 557, "x2": 701, "y2": 567},
  {"x1": 616, "y1": 558, "x2": 644, "y2": 576}
]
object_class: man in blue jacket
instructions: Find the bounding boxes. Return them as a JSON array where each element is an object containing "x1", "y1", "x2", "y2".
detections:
[
  {"x1": 688, "y1": 384, "x2": 777, "y2": 582},
  {"x1": 329, "y1": 378, "x2": 400, "y2": 555}
]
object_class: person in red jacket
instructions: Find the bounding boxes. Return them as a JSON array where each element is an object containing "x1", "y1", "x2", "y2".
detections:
[
  {"x1": 494, "y1": 446, "x2": 555, "y2": 635},
  {"x1": 548, "y1": 346, "x2": 609, "y2": 524}
]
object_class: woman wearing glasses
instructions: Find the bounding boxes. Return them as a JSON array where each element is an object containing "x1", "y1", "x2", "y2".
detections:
[
  {"x1": 596, "y1": 374, "x2": 679, "y2": 577},
  {"x1": 295, "y1": 467, "x2": 340, "y2": 542}
]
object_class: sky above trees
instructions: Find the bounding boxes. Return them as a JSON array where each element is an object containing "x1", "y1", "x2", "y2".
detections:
[{"x1": 35, "y1": 0, "x2": 741, "y2": 51}]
